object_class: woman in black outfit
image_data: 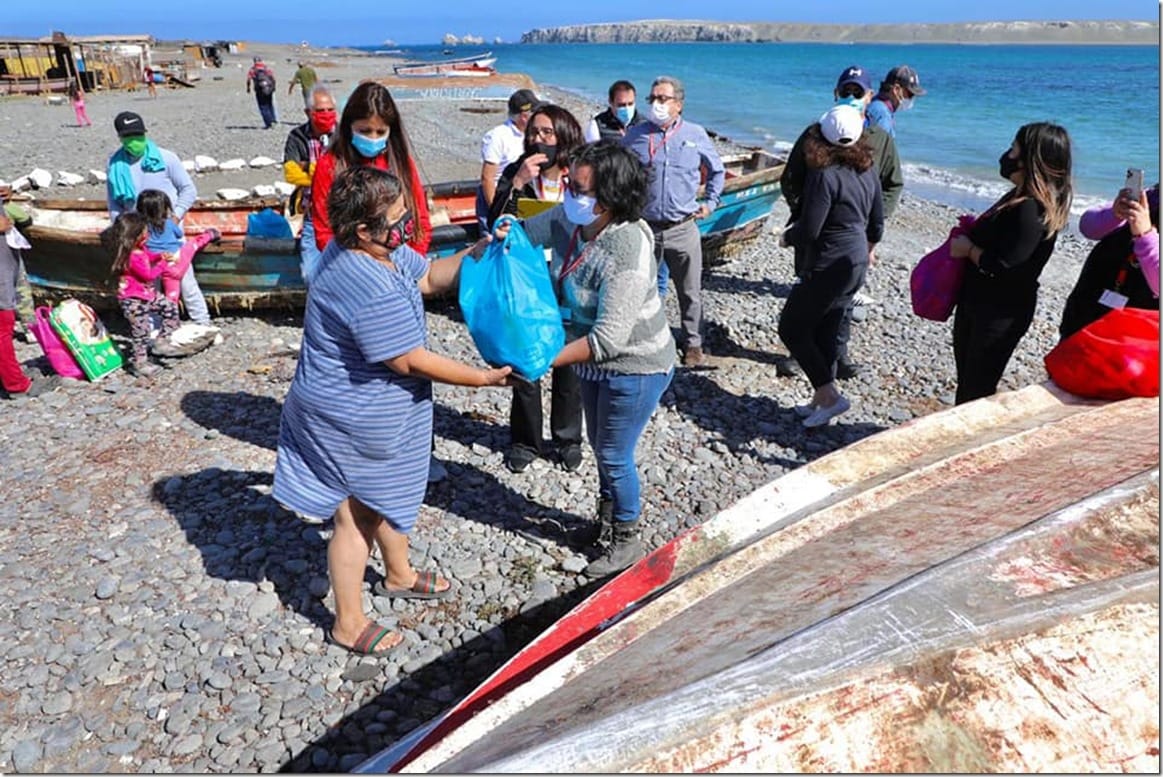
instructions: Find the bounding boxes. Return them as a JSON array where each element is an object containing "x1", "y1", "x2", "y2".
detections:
[
  {"x1": 778, "y1": 104, "x2": 884, "y2": 428},
  {"x1": 486, "y1": 104, "x2": 588, "y2": 473},
  {"x1": 949, "y1": 122, "x2": 1074, "y2": 404}
]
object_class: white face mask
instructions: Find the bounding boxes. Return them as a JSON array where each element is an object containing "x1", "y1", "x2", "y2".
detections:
[
  {"x1": 650, "y1": 99, "x2": 672, "y2": 125},
  {"x1": 563, "y1": 188, "x2": 599, "y2": 226},
  {"x1": 899, "y1": 97, "x2": 915, "y2": 112}
]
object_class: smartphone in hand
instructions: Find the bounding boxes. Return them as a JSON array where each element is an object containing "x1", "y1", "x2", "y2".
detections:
[{"x1": 1124, "y1": 168, "x2": 1145, "y2": 202}]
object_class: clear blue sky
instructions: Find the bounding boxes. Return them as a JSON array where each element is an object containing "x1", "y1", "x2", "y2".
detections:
[{"x1": 4, "y1": 1, "x2": 1157, "y2": 47}]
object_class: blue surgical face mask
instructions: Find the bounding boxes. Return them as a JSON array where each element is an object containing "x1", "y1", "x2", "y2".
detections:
[
  {"x1": 563, "y1": 188, "x2": 599, "y2": 226},
  {"x1": 615, "y1": 105, "x2": 635, "y2": 125},
  {"x1": 351, "y1": 131, "x2": 387, "y2": 158},
  {"x1": 836, "y1": 95, "x2": 865, "y2": 113}
]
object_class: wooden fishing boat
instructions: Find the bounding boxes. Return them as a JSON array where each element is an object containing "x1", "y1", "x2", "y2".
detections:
[
  {"x1": 392, "y1": 52, "x2": 496, "y2": 78},
  {"x1": 18, "y1": 147, "x2": 784, "y2": 312},
  {"x1": 359, "y1": 382, "x2": 1160, "y2": 773}
]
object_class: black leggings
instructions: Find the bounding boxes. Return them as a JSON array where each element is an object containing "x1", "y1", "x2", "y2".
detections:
[
  {"x1": 778, "y1": 262, "x2": 866, "y2": 389},
  {"x1": 952, "y1": 296, "x2": 1036, "y2": 405}
]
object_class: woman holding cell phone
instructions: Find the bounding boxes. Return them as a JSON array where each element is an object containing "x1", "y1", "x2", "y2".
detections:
[
  {"x1": 1059, "y1": 179, "x2": 1159, "y2": 339},
  {"x1": 948, "y1": 122, "x2": 1074, "y2": 404}
]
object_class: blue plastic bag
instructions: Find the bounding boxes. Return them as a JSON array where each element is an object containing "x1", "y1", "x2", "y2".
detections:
[
  {"x1": 458, "y1": 219, "x2": 565, "y2": 381},
  {"x1": 246, "y1": 208, "x2": 292, "y2": 239}
]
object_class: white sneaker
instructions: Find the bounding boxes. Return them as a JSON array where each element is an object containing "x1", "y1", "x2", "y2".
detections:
[
  {"x1": 427, "y1": 455, "x2": 448, "y2": 483},
  {"x1": 803, "y1": 396, "x2": 851, "y2": 428},
  {"x1": 853, "y1": 291, "x2": 876, "y2": 306}
]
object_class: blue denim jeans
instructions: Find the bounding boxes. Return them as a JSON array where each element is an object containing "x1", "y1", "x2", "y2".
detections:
[
  {"x1": 578, "y1": 368, "x2": 674, "y2": 524},
  {"x1": 299, "y1": 214, "x2": 322, "y2": 286}
]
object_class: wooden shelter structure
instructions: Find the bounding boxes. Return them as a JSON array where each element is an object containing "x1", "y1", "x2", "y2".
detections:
[{"x1": 0, "y1": 32, "x2": 153, "y2": 95}]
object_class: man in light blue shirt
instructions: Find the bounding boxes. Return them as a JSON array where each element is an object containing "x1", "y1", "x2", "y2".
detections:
[
  {"x1": 623, "y1": 76, "x2": 725, "y2": 367},
  {"x1": 865, "y1": 65, "x2": 926, "y2": 139},
  {"x1": 105, "y1": 111, "x2": 211, "y2": 326}
]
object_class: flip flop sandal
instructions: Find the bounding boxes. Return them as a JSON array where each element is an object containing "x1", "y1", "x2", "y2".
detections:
[
  {"x1": 373, "y1": 570, "x2": 451, "y2": 600},
  {"x1": 326, "y1": 622, "x2": 402, "y2": 656}
]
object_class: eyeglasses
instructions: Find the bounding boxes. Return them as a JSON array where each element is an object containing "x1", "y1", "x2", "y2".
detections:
[
  {"x1": 529, "y1": 126, "x2": 556, "y2": 139},
  {"x1": 647, "y1": 95, "x2": 675, "y2": 104}
]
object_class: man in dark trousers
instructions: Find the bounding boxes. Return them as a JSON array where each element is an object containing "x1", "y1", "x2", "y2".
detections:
[
  {"x1": 246, "y1": 57, "x2": 278, "y2": 129},
  {"x1": 779, "y1": 64, "x2": 903, "y2": 379}
]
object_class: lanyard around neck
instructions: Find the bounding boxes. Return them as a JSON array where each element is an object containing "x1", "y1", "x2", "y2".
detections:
[{"x1": 648, "y1": 118, "x2": 682, "y2": 164}]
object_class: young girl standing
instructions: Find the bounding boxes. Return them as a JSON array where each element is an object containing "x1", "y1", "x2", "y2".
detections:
[
  {"x1": 106, "y1": 212, "x2": 178, "y2": 377},
  {"x1": 70, "y1": 82, "x2": 92, "y2": 127},
  {"x1": 135, "y1": 189, "x2": 218, "y2": 310}
]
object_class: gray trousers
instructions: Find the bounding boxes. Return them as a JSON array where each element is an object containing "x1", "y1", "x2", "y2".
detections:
[
  {"x1": 653, "y1": 219, "x2": 703, "y2": 349},
  {"x1": 179, "y1": 265, "x2": 211, "y2": 324}
]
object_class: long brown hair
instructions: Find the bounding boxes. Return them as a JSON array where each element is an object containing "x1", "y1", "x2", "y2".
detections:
[
  {"x1": 802, "y1": 124, "x2": 874, "y2": 174},
  {"x1": 1007, "y1": 122, "x2": 1073, "y2": 234},
  {"x1": 104, "y1": 212, "x2": 148, "y2": 279},
  {"x1": 328, "y1": 80, "x2": 425, "y2": 245}
]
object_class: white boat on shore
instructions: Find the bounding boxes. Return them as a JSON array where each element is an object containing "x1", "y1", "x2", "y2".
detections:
[
  {"x1": 359, "y1": 382, "x2": 1160, "y2": 773},
  {"x1": 392, "y1": 52, "x2": 496, "y2": 78}
]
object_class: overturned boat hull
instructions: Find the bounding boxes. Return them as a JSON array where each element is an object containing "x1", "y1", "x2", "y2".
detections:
[{"x1": 361, "y1": 383, "x2": 1160, "y2": 773}]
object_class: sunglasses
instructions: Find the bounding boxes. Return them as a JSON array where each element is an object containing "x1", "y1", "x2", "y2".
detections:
[{"x1": 647, "y1": 95, "x2": 676, "y2": 104}]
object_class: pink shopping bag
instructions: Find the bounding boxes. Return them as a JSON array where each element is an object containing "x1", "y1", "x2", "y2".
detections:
[
  {"x1": 29, "y1": 305, "x2": 85, "y2": 379},
  {"x1": 910, "y1": 214, "x2": 976, "y2": 322}
]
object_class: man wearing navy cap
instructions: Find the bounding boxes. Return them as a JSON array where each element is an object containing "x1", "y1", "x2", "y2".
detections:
[
  {"x1": 778, "y1": 65, "x2": 903, "y2": 380},
  {"x1": 866, "y1": 65, "x2": 926, "y2": 139}
]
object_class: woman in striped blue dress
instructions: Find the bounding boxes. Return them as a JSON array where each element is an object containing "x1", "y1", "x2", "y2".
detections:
[{"x1": 274, "y1": 166, "x2": 512, "y2": 656}]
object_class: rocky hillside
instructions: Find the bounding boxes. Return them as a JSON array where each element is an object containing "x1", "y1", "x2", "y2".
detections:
[{"x1": 521, "y1": 19, "x2": 1158, "y2": 45}]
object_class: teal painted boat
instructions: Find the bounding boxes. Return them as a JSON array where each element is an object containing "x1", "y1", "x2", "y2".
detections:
[{"x1": 18, "y1": 147, "x2": 783, "y2": 312}]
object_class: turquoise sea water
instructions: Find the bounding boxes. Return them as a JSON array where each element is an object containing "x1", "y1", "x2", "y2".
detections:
[{"x1": 370, "y1": 42, "x2": 1160, "y2": 219}]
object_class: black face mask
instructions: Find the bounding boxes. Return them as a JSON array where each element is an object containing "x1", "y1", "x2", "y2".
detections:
[
  {"x1": 532, "y1": 142, "x2": 557, "y2": 171},
  {"x1": 999, "y1": 151, "x2": 1022, "y2": 181},
  {"x1": 372, "y1": 210, "x2": 414, "y2": 252}
]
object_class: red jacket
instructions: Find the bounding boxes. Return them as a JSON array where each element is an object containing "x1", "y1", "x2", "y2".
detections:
[{"x1": 310, "y1": 152, "x2": 432, "y2": 255}]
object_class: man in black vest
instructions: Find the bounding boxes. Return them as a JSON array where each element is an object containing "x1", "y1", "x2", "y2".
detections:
[{"x1": 584, "y1": 80, "x2": 646, "y2": 143}]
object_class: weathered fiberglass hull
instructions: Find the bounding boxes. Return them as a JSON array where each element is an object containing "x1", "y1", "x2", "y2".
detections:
[
  {"x1": 359, "y1": 382, "x2": 1160, "y2": 773},
  {"x1": 18, "y1": 148, "x2": 783, "y2": 312}
]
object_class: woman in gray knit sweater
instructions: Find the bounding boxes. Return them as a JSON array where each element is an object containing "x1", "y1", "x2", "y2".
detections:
[{"x1": 496, "y1": 141, "x2": 675, "y2": 577}]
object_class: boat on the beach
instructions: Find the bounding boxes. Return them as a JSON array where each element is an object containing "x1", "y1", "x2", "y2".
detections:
[
  {"x1": 19, "y1": 147, "x2": 784, "y2": 312},
  {"x1": 392, "y1": 52, "x2": 497, "y2": 78},
  {"x1": 358, "y1": 382, "x2": 1160, "y2": 773}
]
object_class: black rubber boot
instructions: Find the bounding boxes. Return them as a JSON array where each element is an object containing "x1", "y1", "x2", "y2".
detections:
[
  {"x1": 584, "y1": 519, "x2": 644, "y2": 577},
  {"x1": 569, "y1": 497, "x2": 612, "y2": 549}
]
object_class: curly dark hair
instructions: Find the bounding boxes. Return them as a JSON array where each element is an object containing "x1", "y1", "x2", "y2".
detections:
[
  {"x1": 327, "y1": 166, "x2": 404, "y2": 249},
  {"x1": 802, "y1": 123, "x2": 874, "y2": 173},
  {"x1": 568, "y1": 141, "x2": 647, "y2": 224}
]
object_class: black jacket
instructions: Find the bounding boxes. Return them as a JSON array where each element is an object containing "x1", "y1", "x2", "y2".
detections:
[
  {"x1": 1060, "y1": 223, "x2": 1158, "y2": 338},
  {"x1": 591, "y1": 107, "x2": 647, "y2": 142}
]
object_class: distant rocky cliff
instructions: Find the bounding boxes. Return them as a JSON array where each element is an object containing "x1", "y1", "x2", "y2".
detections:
[{"x1": 521, "y1": 19, "x2": 1158, "y2": 45}]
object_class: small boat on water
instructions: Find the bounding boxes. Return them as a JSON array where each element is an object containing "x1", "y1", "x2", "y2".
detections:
[
  {"x1": 19, "y1": 147, "x2": 784, "y2": 312},
  {"x1": 359, "y1": 382, "x2": 1160, "y2": 772},
  {"x1": 393, "y1": 52, "x2": 497, "y2": 78}
]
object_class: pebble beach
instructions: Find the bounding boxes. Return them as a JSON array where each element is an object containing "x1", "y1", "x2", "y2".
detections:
[{"x1": 0, "y1": 41, "x2": 1097, "y2": 773}]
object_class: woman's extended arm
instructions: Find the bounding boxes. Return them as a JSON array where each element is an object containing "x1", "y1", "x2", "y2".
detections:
[{"x1": 384, "y1": 346, "x2": 511, "y2": 386}]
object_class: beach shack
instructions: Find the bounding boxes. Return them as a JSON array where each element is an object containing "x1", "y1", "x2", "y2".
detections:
[{"x1": 0, "y1": 32, "x2": 153, "y2": 95}]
